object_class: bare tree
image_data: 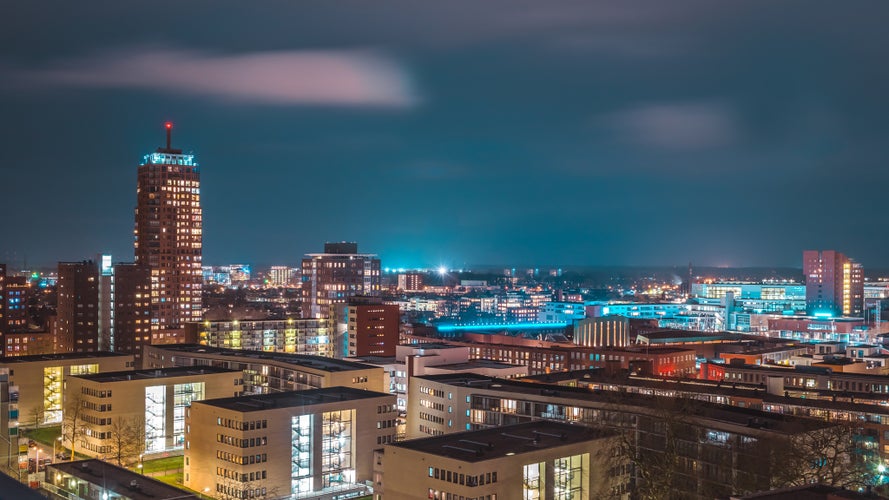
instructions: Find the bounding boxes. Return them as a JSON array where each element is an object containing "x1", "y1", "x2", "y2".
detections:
[
  {"x1": 61, "y1": 392, "x2": 89, "y2": 461},
  {"x1": 25, "y1": 401, "x2": 46, "y2": 430},
  {"x1": 104, "y1": 415, "x2": 149, "y2": 467},
  {"x1": 614, "y1": 395, "x2": 701, "y2": 500},
  {"x1": 768, "y1": 420, "x2": 874, "y2": 490}
]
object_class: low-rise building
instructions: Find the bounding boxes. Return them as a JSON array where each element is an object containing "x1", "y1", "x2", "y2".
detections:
[
  {"x1": 64, "y1": 366, "x2": 242, "y2": 458},
  {"x1": 185, "y1": 386, "x2": 396, "y2": 500},
  {"x1": 0, "y1": 352, "x2": 134, "y2": 428},
  {"x1": 349, "y1": 343, "x2": 527, "y2": 415},
  {"x1": 43, "y1": 459, "x2": 199, "y2": 500},
  {"x1": 408, "y1": 373, "x2": 834, "y2": 498},
  {"x1": 379, "y1": 421, "x2": 627, "y2": 500},
  {"x1": 144, "y1": 344, "x2": 386, "y2": 394}
]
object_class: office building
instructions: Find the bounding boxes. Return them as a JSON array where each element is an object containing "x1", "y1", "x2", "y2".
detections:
[
  {"x1": 134, "y1": 123, "x2": 202, "y2": 344},
  {"x1": 184, "y1": 387, "x2": 396, "y2": 500},
  {"x1": 64, "y1": 366, "x2": 241, "y2": 457},
  {"x1": 0, "y1": 352, "x2": 133, "y2": 428},
  {"x1": 56, "y1": 261, "x2": 100, "y2": 353},
  {"x1": 379, "y1": 421, "x2": 627, "y2": 500},
  {"x1": 804, "y1": 250, "x2": 864, "y2": 317},
  {"x1": 300, "y1": 242, "x2": 380, "y2": 319},
  {"x1": 143, "y1": 344, "x2": 386, "y2": 394}
]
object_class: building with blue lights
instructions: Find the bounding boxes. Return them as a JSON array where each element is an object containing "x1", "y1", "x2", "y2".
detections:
[{"x1": 804, "y1": 250, "x2": 864, "y2": 317}]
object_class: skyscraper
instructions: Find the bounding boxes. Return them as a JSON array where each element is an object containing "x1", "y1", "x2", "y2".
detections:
[
  {"x1": 134, "y1": 123, "x2": 202, "y2": 343},
  {"x1": 804, "y1": 250, "x2": 864, "y2": 317},
  {"x1": 301, "y1": 242, "x2": 380, "y2": 319}
]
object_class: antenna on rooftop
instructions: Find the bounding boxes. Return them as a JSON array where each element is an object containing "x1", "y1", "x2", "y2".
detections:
[{"x1": 165, "y1": 122, "x2": 173, "y2": 150}]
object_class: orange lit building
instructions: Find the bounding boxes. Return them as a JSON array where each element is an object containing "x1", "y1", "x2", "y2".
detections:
[{"x1": 134, "y1": 123, "x2": 202, "y2": 344}]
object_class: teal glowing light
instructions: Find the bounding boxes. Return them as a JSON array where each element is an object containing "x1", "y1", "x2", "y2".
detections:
[
  {"x1": 813, "y1": 311, "x2": 834, "y2": 319},
  {"x1": 436, "y1": 322, "x2": 569, "y2": 333}
]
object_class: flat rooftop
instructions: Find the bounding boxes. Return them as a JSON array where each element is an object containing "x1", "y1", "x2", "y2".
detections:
[
  {"x1": 417, "y1": 373, "x2": 831, "y2": 435},
  {"x1": 390, "y1": 421, "x2": 616, "y2": 462},
  {"x1": 722, "y1": 362, "x2": 889, "y2": 381},
  {"x1": 0, "y1": 351, "x2": 131, "y2": 363},
  {"x1": 636, "y1": 330, "x2": 746, "y2": 341},
  {"x1": 71, "y1": 365, "x2": 238, "y2": 383},
  {"x1": 48, "y1": 460, "x2": 198, "y2": 500},
  {"x1": 524, "y1": 369, "x2": 889, "y2": 415},
  {"x1": 727, "y1": 346, "x2": 808, "y2": 355},
  {"x1": 196, "y1": 386, "x2": 392, "y2": 412},
  {"x1": 150, "y1": 344, "x2": 378, "y2": 372},
  {"x1": 431, "y1": 360, "x2": 526, "y2": 371},
  {"x1": 400, "y1": 343, "x2": 465, "y2": 350}
]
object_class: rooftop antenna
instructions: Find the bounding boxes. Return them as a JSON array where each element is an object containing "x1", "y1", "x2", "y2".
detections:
[{"x1": 165, "y1": 122, "x2": 173, "y2": 150}]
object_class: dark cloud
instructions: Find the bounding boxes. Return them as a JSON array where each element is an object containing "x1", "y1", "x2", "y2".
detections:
[
  {"x1": 2, "y1": 1, "x2": 889, "y2": 268},
  {"x1": 605, "y1": 101, "x2": 739, "y2": 151},
  {"x1": 8, "y1": 46, "x2": 417, "y2": 108}
]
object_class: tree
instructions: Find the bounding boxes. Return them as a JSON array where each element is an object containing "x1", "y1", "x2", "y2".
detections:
[
  {"x1": 25, "y1": 402, "x2": 45, "y2": 430},
  {"x1": 107, "y1": 416, "x2": 144, "y2": 466},
  {"x1": 618, "y1": 396, "x2": 700, "y2": 500},
  {"x1": 61, "y1": 392, "x2": 89, "y2": 461},
  {"x1": 768, "y1": 420, "x2": 874, "y2": 490}
]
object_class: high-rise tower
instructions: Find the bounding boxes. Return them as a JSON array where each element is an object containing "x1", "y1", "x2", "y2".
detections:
[
  {"x1": 134, "y1": 123, "x2": 202, "y2": 343},
  {"x1": 804, "y1": 250, "x2": 863, "y2": 317}
]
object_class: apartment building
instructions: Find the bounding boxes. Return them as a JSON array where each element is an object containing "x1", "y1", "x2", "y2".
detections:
[{"x1": 197, "y1": 319, "x2": 335, "y2": 357}]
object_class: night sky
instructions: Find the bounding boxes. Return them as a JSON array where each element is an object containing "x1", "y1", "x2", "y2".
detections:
[{"x1": 2, "y1": 1, "x2": 888, "y2": 270}]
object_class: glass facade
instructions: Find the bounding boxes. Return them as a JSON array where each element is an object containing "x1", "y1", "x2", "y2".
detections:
[
  {"x1": 292, "y1": 414, "x2": 313, "y2": 496},
  {"x1": 321, "y1": 409, "x2": 355, "y2": 489},
  {"x1": 523, "y1": 461, "x2": 544, "y2": 500},
  {"x1": 554, "y1": 453, "x2": 588, "y2": 500},
  {"x1": 145, "y1": 385, "x2": 166, "y2": 453},
  {"x1": 43, "y1": 366, "x2": 62, "y2": 424},
  {"x1": 173, "y1": 382, "x2": 204, "y2": 446}
]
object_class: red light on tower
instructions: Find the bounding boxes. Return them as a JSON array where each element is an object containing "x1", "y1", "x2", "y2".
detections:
[{"x1": 164, "y1": 122, "x2": 173, "y2": 150}]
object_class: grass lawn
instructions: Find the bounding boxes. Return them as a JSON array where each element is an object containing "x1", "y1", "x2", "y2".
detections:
[
  {"x1": 153, "y1": 472, "x2": 183, "y2": 487},
  {"x1": 142, "y1": 455, "x2": 183, "y2": 474},
  {"x1": 25, "y1": 426, "x2": 61, "y2": 446}
]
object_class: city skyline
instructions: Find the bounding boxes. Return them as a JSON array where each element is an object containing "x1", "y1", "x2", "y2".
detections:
[{"x1": 3, "y1": 1, "x2": 889, "y2": 269}]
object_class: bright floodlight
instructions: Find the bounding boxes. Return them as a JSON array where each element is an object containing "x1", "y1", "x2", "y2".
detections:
[
  {"x1": 879, "y1": 464, "x2": 886, "y2": 474},
  {"x1": 437, "y1": 266, "x2": 447, "y2": 276}
]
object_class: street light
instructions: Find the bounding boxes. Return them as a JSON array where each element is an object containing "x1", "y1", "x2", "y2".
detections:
[
  {"x1": 53, "y1": 436, "x2": 62, "y2": 461},
  {"x1": 30, "y1": 445, "x2": 39, "y2": 474},
  {"x1": 138, "y1": 454, "x2": 144, "y2": 475}
]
